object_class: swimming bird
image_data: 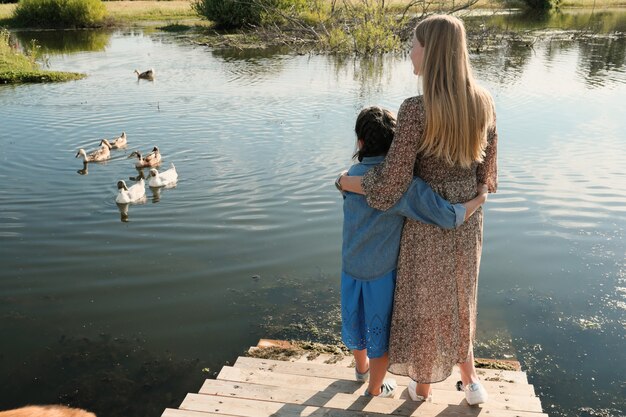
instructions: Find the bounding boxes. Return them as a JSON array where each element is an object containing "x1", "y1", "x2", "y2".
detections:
[
  {"x1": 134, "y1": 68, "x2": 154, "y2": 80},
  {"x1": 75, "y1": 144, "x2": 110, "y2": 163},
  {"x1": 148, "y1": 163, "x2": 178, "y2": 188},
  {"x1": 100, "y1": 132, "x2": 127, "y2": 149},
  {"x1": 115, "y1": 179, "x2": 145, "y2": 204},
  {"x1": 128, "y1": 146, "x2": 161, "y2": 168}
]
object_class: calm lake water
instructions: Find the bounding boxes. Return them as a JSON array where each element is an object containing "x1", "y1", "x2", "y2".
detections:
[{"x1": 1, "y1": 10, "x2": 625, "y2": 417}]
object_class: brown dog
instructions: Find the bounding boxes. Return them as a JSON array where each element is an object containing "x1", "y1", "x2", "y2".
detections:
[{"x1": 0, "y1": 406, "x2": 96, "y2": 417}]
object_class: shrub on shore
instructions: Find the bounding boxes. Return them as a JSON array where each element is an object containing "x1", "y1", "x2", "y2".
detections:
[
  {"x1": 192, "y1": 0, "x2": 308, "y2": 29},
  {"x1": 13, "y1": 0, "x2": 107, "y2": 28},
  {"x1": 316, "y1": 1, "x2": 402, "y2": 53},
  {"x1": 521, "y1": 0, "x2": 554, "y2": 10},
  {"x1": 192, "y1": 0, "x2": 264, "y2": 28}
]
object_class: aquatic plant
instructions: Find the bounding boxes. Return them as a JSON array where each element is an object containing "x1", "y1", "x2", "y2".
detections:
[{"x1": 13, "y1": 0, "x2": 107, "y2": 28}]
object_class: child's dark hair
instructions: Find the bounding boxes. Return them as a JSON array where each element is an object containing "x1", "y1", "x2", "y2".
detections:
[{"x1": 353, "y1": 106, "x2": 396, "y2": 162}]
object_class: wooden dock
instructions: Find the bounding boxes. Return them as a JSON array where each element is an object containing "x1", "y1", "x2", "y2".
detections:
[{"x1": 162, "y1": 341, "x2": 545, "y2": 417}]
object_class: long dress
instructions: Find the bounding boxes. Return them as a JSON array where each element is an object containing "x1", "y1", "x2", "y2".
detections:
[{"x1": 362, "y1": 95, "x2": 498, "y2": 384}]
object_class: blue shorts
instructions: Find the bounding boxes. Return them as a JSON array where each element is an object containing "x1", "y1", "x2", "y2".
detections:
[{"x1": 340, "y1": 269, "x2": 396, "y2": 359}]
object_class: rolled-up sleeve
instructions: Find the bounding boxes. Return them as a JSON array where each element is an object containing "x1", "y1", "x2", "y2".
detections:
[{"x1": 390, "y1": 177, "x2": 465, "y2": 230}]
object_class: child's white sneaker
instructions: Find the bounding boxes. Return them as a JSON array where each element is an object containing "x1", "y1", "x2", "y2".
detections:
[
  {"x1": 355, "y1": 367, "x2": 370, "y2": 382},
  {"x1": 407, "y1": 380, "x2": 432, "y2": 402},
  {"x1": 464, "y1": 382, "x2": 488, "y2": 405},
  {"x1": 364, "y1": 379, "x2": 397, "y2": 398}
]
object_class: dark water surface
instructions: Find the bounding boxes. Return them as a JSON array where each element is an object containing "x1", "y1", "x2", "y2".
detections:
[{"x1": 1, "y1": 13, "x2": 625, "y2": 417}]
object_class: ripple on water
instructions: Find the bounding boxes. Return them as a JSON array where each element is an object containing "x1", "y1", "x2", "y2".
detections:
[{"x1": 0, "y1": 28, "x2": 625, "y2": 417}]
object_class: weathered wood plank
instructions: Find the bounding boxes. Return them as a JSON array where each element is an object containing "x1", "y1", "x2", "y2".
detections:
[
  {"x1": 216, "y1": 366, "x2": 361, "y2": 394},
  {"x1": 237, "y1": 356, "x2": 528, "y2": 385},
  {"x1": 216, "y1": 366, "x2": 538, "y2": 405},
  {"x1": 182, "y1": 393, "x2": 547, "y2": 417},
  {"x1": 162, "y1": 408, "x2": 223, "y2": 416},
  {"x1": 229, "y1": 359, "x2": 535, "y2": 396},
  {"x1": 293, "y1": 354, "x2": 355, "y2": 367},
  {"x1": 200, "y1": 378, "x2": 543, "y2": 413}
]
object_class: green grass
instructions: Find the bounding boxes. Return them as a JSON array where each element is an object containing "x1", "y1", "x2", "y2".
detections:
[
  {"x1": 0, "y1": 70, "x2": 85, "y2": 82},
  {"x1": 0, "y1": 28, "x2": 86, "y2": 83},
  {"x1": 157, "y1": 22, "x2": 193, "y2": 31},
  {"x1": 105, "y1": 0, "x2": 197, "y2": 22},
  {"x1": 0, "y1": 1, "x2": 197, "y2": 27}
]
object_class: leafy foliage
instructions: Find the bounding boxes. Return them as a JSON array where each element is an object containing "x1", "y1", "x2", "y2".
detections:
[
  {"x1": 322, "y1": 2, "x2": 402, "y2": 54},
  {"x1": 521, "y1": 0, "x2": 554, "y2": 10},
  {"x1": 192, "y1": 0, "x2": 263, "y2": 28},
  {"x1": 13, "y1": 0, "x2": 107, "y2": 28},
  {"x1": 192, "y1": 0, "x2": 310, "y2": 29}
]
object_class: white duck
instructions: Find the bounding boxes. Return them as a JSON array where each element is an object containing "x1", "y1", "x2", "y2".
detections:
[
  {"x1": 75, "y1": 144, "x2": 110, "y2": 163},
  {"x1": 128, "y1": 146, "x2": 161, "y2": 168},
  {"x1": 101, "y1": 132, "x2": 127, "y2": 149},
  {"x1": 148, "y1": 163, "x2": 178, "y2": 188},
  {"x1": 115, "y1": 179, "x2": 146, "y2": 204},
  {"x1": 134, "y1": 68, "x2": 155, "y2": 80}
]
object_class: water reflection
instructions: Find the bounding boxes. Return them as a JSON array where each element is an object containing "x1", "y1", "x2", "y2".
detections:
[
  {"x1": 468, "y1": 8, "x2": 626, "y2": 33},
  {"x1": 329, "y1": 54, "x2": 398, "y2": 97},
  {"x1": 130, "y1": 168, "x2": 147, "y2": 181},
  {"x1": 77, "y1": 162, "x2": 88, "y2": 176},
  {"x1": 117, "y1": 202, "x2": 130, "y2": 222},
  {"x1": 13, "y1": 30, "x2": 111, "y2": 55},
  {"x1": 470, "y1": 34, "x2": 625, "y2": 89},
  {"x1": 150, "y1": 184, "x2": 177, "y2": 203},
  {"x1": 211, "y1": 47, "x2": 289, "y2": 84},
  {"x1": 577, "y1": 36, "x2": 626, "y2": 86},
  {"x1": 211, "y1": 45, "x2": 291, "y2": 61},
  {"x1": 472, "y1": 39, "x2": 534, "y2": 86},
  {"x1": 116, "y1": 197, "x2": 147, "y2": 223}
]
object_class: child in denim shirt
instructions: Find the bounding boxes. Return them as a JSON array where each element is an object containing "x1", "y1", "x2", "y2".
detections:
[{"x1": 338, "y1": 106, "x2": 487, "y2": 397}]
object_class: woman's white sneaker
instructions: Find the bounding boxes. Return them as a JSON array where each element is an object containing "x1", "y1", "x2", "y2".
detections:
[
  {"x1": 407, "y1": 380, "x2": 432, "y2": 402},
  {"x1": 464, "y1": 382, "x2": 488, "y2": 405}
]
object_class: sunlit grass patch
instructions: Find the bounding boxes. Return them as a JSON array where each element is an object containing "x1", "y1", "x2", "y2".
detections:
[{"x1": 105, "y1": 0, "x2": 197, "y2": 22}]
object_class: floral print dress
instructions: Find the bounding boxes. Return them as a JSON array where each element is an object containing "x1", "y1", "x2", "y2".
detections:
[{"x1": 362, "y1": 96, "x2": 498, "y2": 383}]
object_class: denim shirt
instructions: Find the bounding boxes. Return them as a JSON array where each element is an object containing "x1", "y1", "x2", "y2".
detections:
[{"x1": 342, "y1": 156, "x2": 466, "y2": 281}]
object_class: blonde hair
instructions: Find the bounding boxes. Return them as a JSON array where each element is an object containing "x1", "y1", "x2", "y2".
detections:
[{"x1": 414, "y1": 15, "x2": 494, "y2": 168}]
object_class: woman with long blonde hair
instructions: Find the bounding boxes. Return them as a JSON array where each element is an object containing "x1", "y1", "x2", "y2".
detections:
[{"x1": 338, "y1": 14, "x2": 498, "y2": 404}]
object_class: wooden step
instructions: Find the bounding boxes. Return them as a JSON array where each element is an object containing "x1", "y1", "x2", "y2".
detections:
[
  {"x1": 202, "y1": 378, "x2": 544, "y2": 414},
  {"x1": 239, "y1": 355, "x2": 529, "y2": 385},
  {"x1": 181, "y1": 392, "x2": 546, "y2": 417},
  {"x1": 163, "y1": 339, "x2": 545, "y2": 417},
  {"x1": 217, "y1": 365, "x2": 542, "y2": 412},
  {"x1": 231, "y1": 357, "x2": 535, "y2": 397},
  {"x1": 162, "y1": 408, "x2": 220, "y2": 416}
]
